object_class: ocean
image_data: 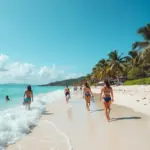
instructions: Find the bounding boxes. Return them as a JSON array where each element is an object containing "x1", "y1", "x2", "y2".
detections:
[{"x1": 0, "y1": 85, "x2": 64, "y2": 150}]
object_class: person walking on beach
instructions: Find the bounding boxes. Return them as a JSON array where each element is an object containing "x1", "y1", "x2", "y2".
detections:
[
  {"x1": 64, "y1": 85, "x2": 70, "y2": 103},
  {"x1": 83, "y1": 82, "x2": 93, "y2": 111},
  {"x1": 100, "y1": 80, "x2": 114, "y2": 121},
  {"x1": 74, "y1": 86, "x2": 77, "y2": 93},
  {"x1": 23, "y1": 85, "x2": 33, "y2": 110},
  {"x1": 80, "y1": 85, "x2": 82, "y2": 91}
]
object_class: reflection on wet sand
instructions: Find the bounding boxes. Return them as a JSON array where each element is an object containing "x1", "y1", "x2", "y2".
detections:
[{"x1": 67, "y1": 106, "x2": 73, "y2": 121}]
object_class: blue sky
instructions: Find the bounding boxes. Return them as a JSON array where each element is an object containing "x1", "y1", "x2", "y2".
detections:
[{"x1": 0, "y1": 0, "x2": 150, "y2": 83}]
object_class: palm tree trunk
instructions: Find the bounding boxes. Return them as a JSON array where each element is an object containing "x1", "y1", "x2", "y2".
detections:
[
  {"x1": 116, "y1": 70, "x2": 120, "y2": 84},
  {"x1": 117, "y1": 75, "x2": 120, "y2": 84}
]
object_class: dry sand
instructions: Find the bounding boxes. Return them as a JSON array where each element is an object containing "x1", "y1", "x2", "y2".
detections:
[
  {"x1": 7, "y1": 92, "x2": 150, "y2": 150},
  {"x1": 92, "y1": 85, "x2": 150, "y2": 115}
]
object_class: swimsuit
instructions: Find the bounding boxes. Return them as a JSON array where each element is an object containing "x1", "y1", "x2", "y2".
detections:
[
  {"x1": 103, "y1": 97, "x2": 111, "y2": 102},
  {"x1": 85, "y1": 92, "x2": 91, "y2": 97},
  {"x1": 103, "y1": 86, "x2": 112, "y2": 102},
  {"x1": 65, "y1": 92, "x2": 70, "y2": 96},
  {"x1": 24, "y1": 97, "x2": 31, "y2": 103}
]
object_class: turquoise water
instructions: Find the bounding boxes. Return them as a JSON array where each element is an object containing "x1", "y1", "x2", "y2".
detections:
[
  {"x1": 0, "y1": 84, "x2": 64, "y2": 109},
  {"x1": 0, "y1": 84, "x2": 66, "y2": 149}
]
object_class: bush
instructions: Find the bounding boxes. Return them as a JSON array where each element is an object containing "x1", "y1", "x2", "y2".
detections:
[
  {"x1": 128, "y1": 68, "x2": 146, "y2": 79},
  {"x1": 124, "y1": 77, "x2": 150, "y2": 85}
]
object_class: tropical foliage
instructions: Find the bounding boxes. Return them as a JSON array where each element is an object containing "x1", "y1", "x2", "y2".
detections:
[
  {"x1": 124, "y1": 77, "x2": 150, "y2": 85},
  {"x1": 85, "y1": 23, "x2": 150, "y2": 83}
]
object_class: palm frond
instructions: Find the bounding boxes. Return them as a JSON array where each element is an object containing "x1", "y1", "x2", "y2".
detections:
[{"x1": 132, "y1": 41, "x2": 149, "y2": 50}]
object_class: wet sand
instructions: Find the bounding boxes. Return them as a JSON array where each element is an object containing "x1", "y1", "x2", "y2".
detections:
[{"x1": 7, "y1": 93, "x2": 150, "y2": 150}]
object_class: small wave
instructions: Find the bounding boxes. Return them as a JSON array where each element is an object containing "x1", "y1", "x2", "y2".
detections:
[{"x1": 0, "y1": 90, "x2": 64, "y2": 150}]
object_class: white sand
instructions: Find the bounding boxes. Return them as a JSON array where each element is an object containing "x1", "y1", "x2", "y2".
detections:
[
  {"x1": 7, "y1": 89, "x2": 150, "y2": 150},
  {"x1": 92, "y1": 85, "x2": 150, "y2": 116}
]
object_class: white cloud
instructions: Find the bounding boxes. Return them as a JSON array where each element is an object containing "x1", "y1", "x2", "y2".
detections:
[
  {"x1": 65, "y1": 73, "x2": 83, "y2": 80},
  {"x1": 0, "y1": 54, "x2": 8, "y2": 65},
  {"x1": 0, "y1": 54, "x2": 9, "y2": 71},
  {"x1": 0, "y1": 54, "x2": 83, "y2": 84}
]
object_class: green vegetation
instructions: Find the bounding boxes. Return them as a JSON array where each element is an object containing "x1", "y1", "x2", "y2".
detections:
[
  {"x1": 40, "y1": 76, "x2": 85, "y2": 86},
  {"x1": 127, "y1": 68, "x2": 146, "y2": 79},
  {"x1": 85, "y1": 23, "x2": 150, "y2": 84},
  {"x1": 124, "y1": 77, "x2": 150, "y2": 85}
]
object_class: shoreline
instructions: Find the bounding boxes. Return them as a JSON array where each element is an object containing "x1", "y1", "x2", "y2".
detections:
[
  {"x1": 0, "y1": 89, "x2": 64, "y2": 150},
  {"x1": 7, "y1": 89, "x2": 150, "y2": 150}
]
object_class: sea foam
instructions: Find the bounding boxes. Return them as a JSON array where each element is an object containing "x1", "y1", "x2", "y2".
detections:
[{"x1": 0, "y1": 90, "x2": 64, "y2": 150}]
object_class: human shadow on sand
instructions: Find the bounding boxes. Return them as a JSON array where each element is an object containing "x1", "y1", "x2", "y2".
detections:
[
  {"x1": 70, "y1": 101, "x2": 82, "y2": 104},
  {"x1": 43, "y1": 112, "x2": 54, "y2": 115},
  {"x1": 43, "y1": 110, "x2": 54, "y2": 115},
  {"x1": 29, "y1": 108, "x2": 54, "y2": 116},
  {"x1": 111, "y1": 116, "x2": 141, "y2": 121},
  {"x1": 90, "y1": 109, "x2": 104, "y2": 113}
]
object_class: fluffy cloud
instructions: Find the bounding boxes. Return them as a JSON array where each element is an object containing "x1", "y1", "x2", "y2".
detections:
[
  {"x1": 0, "y1": 54, "x2": 83, "y2": 84},
  {"x1": 65, "y1": 73, "x2": 83, "y2": 79},
  {"x1": 0, "y1": 54, "x2": 8, "y2": 71}
]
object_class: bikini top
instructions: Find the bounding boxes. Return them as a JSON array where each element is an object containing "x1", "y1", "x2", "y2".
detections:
[
  {"x1": 103, "y1": 86, "x2": 111, "y2": 97},
  {"x1": 84, "y1": 88, "x2": 90, "y2": 94}
]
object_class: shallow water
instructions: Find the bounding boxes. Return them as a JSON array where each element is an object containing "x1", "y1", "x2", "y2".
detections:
[
  {"x1": 0, "y1": 85, "x2": 65, "y2": 150},
  {"x1": 0, "y1": 85, "x2": 63, "y2": 109}
]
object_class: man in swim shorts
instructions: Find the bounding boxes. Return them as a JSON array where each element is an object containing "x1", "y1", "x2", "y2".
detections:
[{"x1": 24, "y1": 85, "x2": 33, "y2": 110}]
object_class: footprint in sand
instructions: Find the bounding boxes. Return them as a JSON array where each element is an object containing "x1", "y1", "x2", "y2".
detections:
[{"x1": 136, "y1": 100, "x2": 140, "y2": 102}]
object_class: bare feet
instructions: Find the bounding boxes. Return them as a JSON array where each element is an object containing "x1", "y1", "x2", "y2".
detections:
[
  {"x1": 86, "y1": 107, "x2": 90, "y2": 111},
  {"x1": 106, "y1": 113, "x2": 110, "y2": 121}
]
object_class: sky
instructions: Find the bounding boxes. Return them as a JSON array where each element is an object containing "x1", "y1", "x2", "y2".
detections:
[{"x1": 0, "y1": 0, "x2": 150, "y2": 84}]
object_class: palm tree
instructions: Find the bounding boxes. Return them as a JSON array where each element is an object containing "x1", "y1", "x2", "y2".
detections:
[
  {"x1": 91, "y1": 67, "x2": 99, "y2": 82},
  {"x1": 86, "y1": 23, "x2": 150, "y2": 85},
  {"x1": 107, "y1": 50, "x2": 126, "y2": 83},
  {"x1": 132, "y1": 24, "x2": 150, "y2": 50},
  {"x1": 132, "y1": 41, "x2": 149, "y2": 50},
  {"x1": 85, "y1": 74, "x2": 91, "y2": 83},
  {"x1": 97, "y1": 59, "x2": 109, "y2": 80},
  {"x1": 132, "y1": 23, "x2": 150, "y2": 77},
  {"x1": 91, "y1": 59, "x2": 110, "y2": 81},
  {"x1": 138, "y1": 24, "x2": 150, "y2": 40},
  {"x1": 125, "y1": 50, "x2": 142, "y2": 68},
  {"x1": 140, "y1": 45, "x2": 150, "y2": 77},
  {"x1": 142, "y1": 46, "x2": 150, "y2": 64},
  {"x1": 125, "y1": 50, "x2": 146, "y2": 79}
]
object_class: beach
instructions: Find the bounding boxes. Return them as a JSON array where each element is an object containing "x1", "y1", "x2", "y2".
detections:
[
  {"x1": 92, "y1": 85, "x2": 150, "y2": 116},
  {"x1": 1, "y1": 0, "x2": 150, "y2": 149},
  {"x1": 7, "y1": 87, "x2": 150, "y2": 150}
]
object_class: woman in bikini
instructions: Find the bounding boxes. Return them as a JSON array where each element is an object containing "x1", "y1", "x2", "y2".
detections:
[
  {"x1": 24, "y1": 85, "x2": 33, "y2": 110},
  {"x1": 100, "y1": 80, "x2": 114, "y2": 121},
  {"x1": 83, "y1": 82, "x2": 93, "y2": 111}
]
